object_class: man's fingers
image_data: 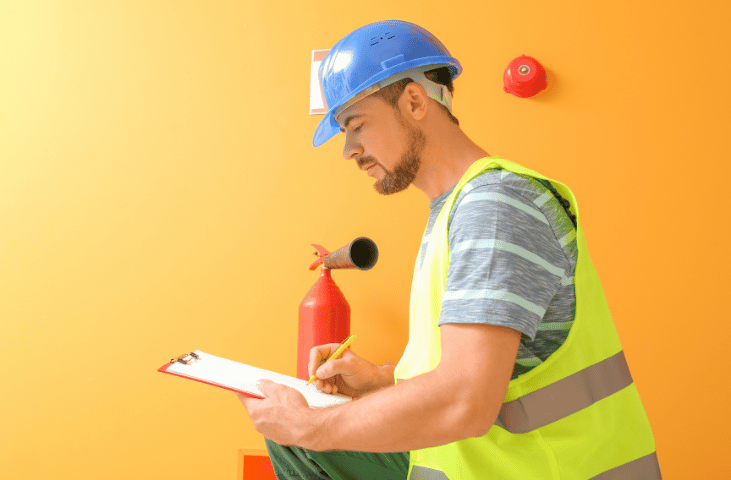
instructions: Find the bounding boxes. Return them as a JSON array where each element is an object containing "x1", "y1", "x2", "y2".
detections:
[
  {"x1": 236, "y1": 391, "x2": 256, "y2": 410},
  {"x1": 257, "y1": 380, "x2": 306, "y2": 403},
  {"x1": 316, "y1": 357, "x2": 351, "y2": 379},
  {"x1": 308, "y1": 349, "x2": 321, "y2": 377},
  {"x1": 237, "y1": 383, "x2": 269, "y2": 405},
  {"x1": 315, "y1": 361, "x2": 333, "y2": 380},
  {"x1": 308, "y1": 343, "x2": 339, "y2": 376},
  {"x1": 256, "y1": 379, "x2": 277, "y2": 396},
  {"x1": 308, "y1": 345, "x2": 358, "y2": 394}
]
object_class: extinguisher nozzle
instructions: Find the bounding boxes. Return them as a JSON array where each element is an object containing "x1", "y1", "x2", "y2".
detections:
[{"x1": 323, "y1": 237, "x2": 379, "y2": 270}]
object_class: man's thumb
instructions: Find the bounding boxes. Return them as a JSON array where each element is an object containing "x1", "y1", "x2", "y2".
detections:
[
  {"x1": 255, "y1": 379, "x2": 273, "y2": 395},
  {"x1": 317, "y1": 359, "x2": 343, "y2": 379}
]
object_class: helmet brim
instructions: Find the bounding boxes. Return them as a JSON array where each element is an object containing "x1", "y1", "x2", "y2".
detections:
[{"x1": 313, "y1": 110, "x2": 340, "y2": 147}]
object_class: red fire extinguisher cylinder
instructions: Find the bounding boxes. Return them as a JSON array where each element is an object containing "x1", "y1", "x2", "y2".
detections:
[
  {"x1": 296, "y1": 237, "x2": 378, "y2": 381},
  {"x1": 297, "y1": 267, "x2": 351, "y2": 380}
]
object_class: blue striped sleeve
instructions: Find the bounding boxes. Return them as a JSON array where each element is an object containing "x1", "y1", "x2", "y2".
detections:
[{"x1": 438, "y1": 180, "x2": 570, "y2": 341}]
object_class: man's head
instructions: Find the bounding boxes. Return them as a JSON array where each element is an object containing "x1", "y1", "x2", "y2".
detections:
[
  {"x1": 313, "y1": 20, "x2": 461, "y2": 148},
  {"x1": 337, "y1": 67, "x2": 458, "y2": 195}
]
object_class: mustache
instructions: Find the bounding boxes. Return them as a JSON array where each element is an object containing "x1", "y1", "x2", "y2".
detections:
[{"x1": 357, "y1": 156, "x2": 377, "y2": 169}]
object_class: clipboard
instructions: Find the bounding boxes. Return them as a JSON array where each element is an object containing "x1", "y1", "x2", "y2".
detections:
[{"x1": 158, "y1": 350, "x2": 352, "y2": 409}]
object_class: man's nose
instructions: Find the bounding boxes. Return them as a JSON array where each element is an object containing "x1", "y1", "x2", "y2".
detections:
[{"x1": 342, "y1": 135, "x2": 363, "y2": 161}]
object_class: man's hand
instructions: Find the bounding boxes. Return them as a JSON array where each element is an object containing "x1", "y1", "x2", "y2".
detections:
[
  {"x1": 236, "y1": 380, "x2": 318, "y2": 448},
  {"x1": 309, "y1": 343, "x2": 390, "y2": 399}
]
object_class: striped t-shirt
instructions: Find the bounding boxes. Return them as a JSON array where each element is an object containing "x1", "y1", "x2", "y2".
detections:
[{"x1": 420, "y1": 168, "x2": 579, "y2": 380}]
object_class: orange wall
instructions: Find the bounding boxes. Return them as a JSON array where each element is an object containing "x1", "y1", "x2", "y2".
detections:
[{"x1": 1, "y1": 1, "x2": 728, "y2": 478}]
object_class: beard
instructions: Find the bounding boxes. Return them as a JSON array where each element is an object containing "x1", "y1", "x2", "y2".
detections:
[{"x1": 372, "y1": 120, "x2": 427, "y2": 195}]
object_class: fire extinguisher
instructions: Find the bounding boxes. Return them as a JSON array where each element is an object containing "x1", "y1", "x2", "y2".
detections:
[{"x1": 297, "y1": 237, "x2": 378, "y2": 380}]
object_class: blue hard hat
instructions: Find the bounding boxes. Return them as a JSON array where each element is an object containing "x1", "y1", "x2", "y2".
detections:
[{"x1": 313, "y1": 20, "x2": 462, "y2": 147}]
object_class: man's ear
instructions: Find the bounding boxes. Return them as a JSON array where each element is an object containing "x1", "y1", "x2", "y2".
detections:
[{"x1": 399, "y1": 82, "x2": 428, "y2": 121}]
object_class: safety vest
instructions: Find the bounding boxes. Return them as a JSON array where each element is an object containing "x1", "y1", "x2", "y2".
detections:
[{"x1": 394, "y1": 157, "x2": 661, "y2": 479}]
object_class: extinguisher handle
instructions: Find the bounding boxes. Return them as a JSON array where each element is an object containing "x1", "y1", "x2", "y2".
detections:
[
  {"x1": 309, "y1": 243, "x2": 331, "y2": 270},
  {"x1": 309, "y1": 258, "x2": 324, "y2": 270}
]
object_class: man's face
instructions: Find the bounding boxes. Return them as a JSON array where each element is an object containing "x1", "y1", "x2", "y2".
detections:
[{"x1": 338, "y1": 95, "x2": 426, "y2": 195}]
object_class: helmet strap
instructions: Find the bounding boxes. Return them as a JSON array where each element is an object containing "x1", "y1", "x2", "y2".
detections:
[
  {"x1": 335, "y1": 64, "x2": 454, "y2": 121},
  {"x1": 406, "y1": 70, "x2": 453, "y2": 113}
]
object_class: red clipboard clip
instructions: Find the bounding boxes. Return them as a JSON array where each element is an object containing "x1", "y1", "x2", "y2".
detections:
[{"x1": 170, "y1": 352, "x2": 199, "y2": 365}]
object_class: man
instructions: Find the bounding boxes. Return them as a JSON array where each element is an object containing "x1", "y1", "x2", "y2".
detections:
[{"x1": 238, "y1": 20, "x2": 660, "y2": 480}]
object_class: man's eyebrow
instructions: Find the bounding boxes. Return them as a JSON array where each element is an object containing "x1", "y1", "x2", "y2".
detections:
[{"x1": 339, "y1": 114, "x2": 365, "y2": 133}]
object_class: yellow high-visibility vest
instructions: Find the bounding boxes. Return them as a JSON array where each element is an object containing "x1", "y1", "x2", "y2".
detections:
[{"x1": 394, "y1": 157, "x2": 661, "y2": 479}]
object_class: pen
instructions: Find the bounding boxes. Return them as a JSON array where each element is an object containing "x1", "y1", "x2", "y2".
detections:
[{"x1": 306, "y1": 334, "x2": 356, "y2": 386}]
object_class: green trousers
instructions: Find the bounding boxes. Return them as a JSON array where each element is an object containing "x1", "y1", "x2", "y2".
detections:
[{"x1": 265, "y1": 438, "x2": 410, "y2": 480}]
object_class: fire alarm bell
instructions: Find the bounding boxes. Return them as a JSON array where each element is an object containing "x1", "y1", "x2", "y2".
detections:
[{"x1": 503, "y1": 55, "x2": 547, "y2": 98}]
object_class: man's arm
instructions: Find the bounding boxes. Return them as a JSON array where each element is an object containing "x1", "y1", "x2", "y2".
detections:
[
  {"x1": 366, "y1": 362, "x2": 397, "y2": 393},
  {"x1": 304, "y1": 322, "x2": 522, "y2": 452}
]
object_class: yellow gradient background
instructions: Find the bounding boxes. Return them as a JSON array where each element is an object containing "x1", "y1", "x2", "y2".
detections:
[{"x1": 1, "y1": 1, "x2": 728, "y2": 478}]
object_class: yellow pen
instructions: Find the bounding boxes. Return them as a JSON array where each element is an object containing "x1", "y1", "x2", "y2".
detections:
[{"x1": 306, "y1": 334, "x2": 356, "y2": 386}]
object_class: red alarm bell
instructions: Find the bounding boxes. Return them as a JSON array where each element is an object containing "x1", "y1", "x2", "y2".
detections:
[{"x1": 503, "y1": 55, "x2": 547, "y2": 98}]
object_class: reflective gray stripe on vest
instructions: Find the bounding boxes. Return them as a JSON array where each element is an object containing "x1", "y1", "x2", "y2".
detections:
[
  {"x1": 410, "y1": 465, "x2": 451, "y2": 480},
  {"x1": 409, "y1": 453, "x2": 660, "y2": 479},
  {"x1": 590, "y1": 451, "x2": 662, "y2": 479},
  {"x1": 402, "y1": 352, "x2": 659, "y2": 479},
  {"x1": 495, "y1": 350, "x2": 633, "y2": 433}
]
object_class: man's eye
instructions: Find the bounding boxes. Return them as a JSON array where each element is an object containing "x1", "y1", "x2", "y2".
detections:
[{"x1": 353, "y1": 124, "x2": 363, "y2": 133}]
